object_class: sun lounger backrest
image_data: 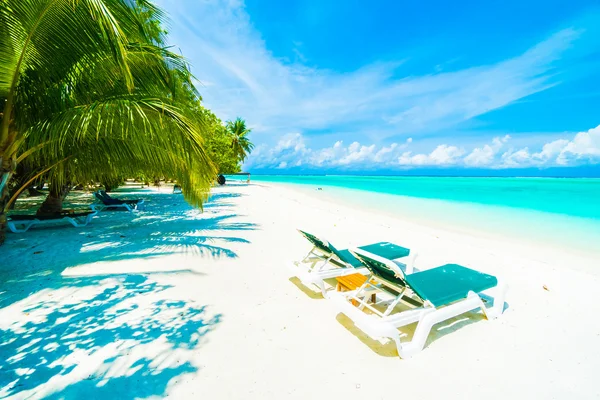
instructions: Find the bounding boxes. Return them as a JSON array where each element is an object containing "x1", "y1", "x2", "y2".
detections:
[
  {"x1": 96, "y1": 190, "x2": 124, "y2": 205},
  {"x1": 326, "y1": 242, "x2": 359, "y2": 266},
  {"x1": 352, "y1": 249, "x2": 409, "y2": 285},
  {"x1": 297, "y1": 229, "x2": 332, "y2": 254}
]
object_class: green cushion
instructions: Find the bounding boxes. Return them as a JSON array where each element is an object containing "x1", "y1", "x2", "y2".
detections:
[
  {"x1": 405, "y1": 264, "x2": 498, "y2": 307},
  {"x1": 298, "y1": 230, "x2": 410, "y2": 269},
  {"x1": 333, "y1": 249, "x2": 364, "y2": 267},
  {"x1": 358, "y1": 242, "x2": 410, "y2": 260},
  {"x1": 333, "y1": 241, "x2": 409, "y2": 268},
  {"x1": 352, "y1": 250, "x2": 409, "y2": 282}
]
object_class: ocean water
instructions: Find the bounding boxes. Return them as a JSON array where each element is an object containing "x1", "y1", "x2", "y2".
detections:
[{"x1": 253, "y1": 175, "x2": 600, "y2": 256}]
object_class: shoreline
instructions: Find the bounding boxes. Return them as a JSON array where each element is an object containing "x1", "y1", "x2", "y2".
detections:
[{"x1": 257, "y1": 181, "x2": 600, "y2": 272}]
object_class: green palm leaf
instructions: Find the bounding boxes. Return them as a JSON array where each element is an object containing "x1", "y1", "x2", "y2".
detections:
[
  {"x1": 0, "y1": 0, "x2": 219, "y2": 229},
  {"x1": 226, "y1": 117, "x2": 254, "y2": 162}
]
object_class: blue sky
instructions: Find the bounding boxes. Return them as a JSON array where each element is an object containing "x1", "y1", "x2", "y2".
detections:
[{"x1": 156, "y1": 0, "x2": 600, "y2": 175}]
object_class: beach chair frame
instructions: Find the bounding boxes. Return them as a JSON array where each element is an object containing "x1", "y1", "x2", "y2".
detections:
[
  {"x1": 7, "y1": 211, "x2": 98, "y2": 233},
  {"x1": 292, "y1": 229, "x2": 370, "y2": 297},
  {"x1": 93, "y1": 191, "x2": 145, "y2": 212},
  {"x1": 329, "y1": 248, "x2": 507, "y2": 358}
]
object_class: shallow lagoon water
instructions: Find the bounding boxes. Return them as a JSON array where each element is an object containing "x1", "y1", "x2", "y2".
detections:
[{"x1": 253, "y1": 175, "x2": 600, "y2": 256}]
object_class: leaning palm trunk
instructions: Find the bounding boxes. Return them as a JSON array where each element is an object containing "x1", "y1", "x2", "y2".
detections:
[
  {"x1": 0, "y1": 182, "x2": 8, "y2": 245},
  {"x1": 37, "y1": 183, "x2": 71, "y2": 215},
  {"x1": 0, "y1": 160, "x2": 15, "y2": 245}
]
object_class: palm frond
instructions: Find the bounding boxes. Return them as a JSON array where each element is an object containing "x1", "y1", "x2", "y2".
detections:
[
  {"x1": 2, "y1": 0, "x2": 220, "y2": 214},
  {"x1": 23, "y1": 95, "x2": 216, "y2": 206}
]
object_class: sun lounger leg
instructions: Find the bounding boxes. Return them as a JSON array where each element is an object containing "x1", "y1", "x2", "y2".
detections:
[
  {"x1": 66, "y1": 217, "x2": 83, "y2": 228},
  {"x1": 315, "y1": 255, "x2": 335, "y2": 272},
  {"x1": 383, "y1": 288, "x2": 408, "y2": 317},
  {"x1": 7, "y1": 220, "x2": 36, "y2": 233},
  {"x1": 354, "y1": 279, "x2": 376, "y2": 310},
  {"x1": 294, "y1": 246, "x2": 318, "y2": 267},
  {"x1": 317, "y1": 280, "x2": 328, "y2": 298},
  {"x1": 396, "y1": 295, "x2": 484, "y2": 358},
  {"x1": 481, "y1": 281, "x2": 508, "y2": 319},
  {"x1": 67, "y1": 211, "x2": 97, "y2": 228},
  {"x1": 7, "y1": 221, "x2": 18, "y2": 233}
]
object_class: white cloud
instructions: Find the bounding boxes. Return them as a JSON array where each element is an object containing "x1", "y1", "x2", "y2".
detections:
[
  {"x1": 338, "y1": 143, "x2": 376, "y2": 165},
  {"x1": 557, "y1": 125, "x2": 600, "y2": 164},
  {"x1": 248, "y1": 124, "x2": 600, "y2": 170},
  {"x1": 501, "y1": 147, "x2": 532, "y2": 167},
  {"x1": 249, "y1": 135, "x2": 412, "y2": 169},
  {"x1": 374, "y1": 143, "x2": 399, "y2": 162},
  {"x1": 464, "y1": 135, "x2": 511, "y2": 166},
  {"x1": 398, "y1": 145, "x2": 465, "y2": 166},
  {"x1": 157, "y1": 0, "x2": 585, "y2": 147},
  {"x1": 532, "y1": 139, "x2": 570, "y2": 164},
  {"x1": 430, "y1": 145, "x2": 466, "y2": 164},
  {"x1": 499, "y1": 125, "x2": 600, "y2": 168}
]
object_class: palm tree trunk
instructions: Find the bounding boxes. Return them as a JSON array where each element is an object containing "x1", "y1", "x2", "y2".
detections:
[
  {"x1": 102, "y1": 182, "x2": 114, "y2": 192},
  {"x1": 37, "y1": 183, "x2": 72, "y2": 215},
  {"x1": 0, "y1": 159, "x2": 15, "y2": 245},
  {"x1": 6, "y1": 163, "x2": 37, "y2": 209},
  {"x1": 0, "y1": 184, "x2": 9, "y2": 245}
]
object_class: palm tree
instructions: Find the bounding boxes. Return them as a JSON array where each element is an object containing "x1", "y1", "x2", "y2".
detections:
[
  {"x1": 226, "y1": 118, "x2": 254, "y2": 163},
  {"x1": 0, "y1": 0, "x2": 215, "y2": 243}
]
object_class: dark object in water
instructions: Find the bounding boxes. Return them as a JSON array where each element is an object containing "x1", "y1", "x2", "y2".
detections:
[{"x1": 217, "y1": 174, "x2": 226, "y2": 185}]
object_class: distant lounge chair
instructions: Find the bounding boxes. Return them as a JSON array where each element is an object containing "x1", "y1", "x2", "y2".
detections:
[
  {"x1": 7, "y1": 210, "x2": 98, "y2": 233},
  {"x1": 329, "y1": 248, "x2": 507, "y2": 358},
  {"x1": 93, "y1": 190, "x2": 145, "y2": 211},
  {"x1": 292, "y1": 229, "x2": 417, "y2": 297}
]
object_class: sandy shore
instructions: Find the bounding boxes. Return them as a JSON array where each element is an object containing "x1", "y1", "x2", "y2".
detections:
[{"x1": 1, "y1": 183, "x2": 599, "y2": 399}]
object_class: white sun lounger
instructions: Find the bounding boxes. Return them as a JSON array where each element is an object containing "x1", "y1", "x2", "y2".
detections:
[
  {"x1": 93, "y1": 190, "x2": 145, "y2": 212},
  {"x1": 329, "y1": 248, "x2": 508, "y2": 358},
  {"x1": 7, "y1": 210, "x2": 98, "y2": 233},
  {"x1": 291, "y1": 229, "x2": 416, "y2": 297}
]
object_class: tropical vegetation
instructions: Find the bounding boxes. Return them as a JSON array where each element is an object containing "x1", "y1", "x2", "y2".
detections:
[
  {"x1": 0, "y1": 0, "x2": 252, "y2": 244},
  {"x1": 227, "y1": 118, "x2": 254, "y2": 163}
]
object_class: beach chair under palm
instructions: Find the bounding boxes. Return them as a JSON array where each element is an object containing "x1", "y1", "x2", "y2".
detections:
[
  {"x1": 7, "y1": 210, "x2": 98, "y2": 233},
  {"x1": 292, "y1": 229, "x2": 416, "y2": 297},
  {"x1": 329, "y1": 248, "x2": 507, "y2": 358},
  {"x1": 93, "y1": 190, "x2": 145, "y2": 211}
]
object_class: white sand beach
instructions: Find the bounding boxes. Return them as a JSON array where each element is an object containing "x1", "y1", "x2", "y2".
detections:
[{"x1": 1, "y1": 183, "x2": 599, "y2": 399}]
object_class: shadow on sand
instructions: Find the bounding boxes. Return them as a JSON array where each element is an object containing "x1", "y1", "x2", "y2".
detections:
[
  {"x1": 1, "y1": 190, "x2": 258, "y2": 308},
  {"x1": 0, "y1": 274, "x2": 221, "y2": 399},
  {"x1": 0, "y1": 189, "x2": 253, "y2": 398},
  {"x1": 335, "y1": 310, "x2": 487, "y2": 358}
]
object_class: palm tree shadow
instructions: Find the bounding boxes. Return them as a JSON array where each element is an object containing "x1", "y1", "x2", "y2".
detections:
[
  {"x1": 0, "y1": 274, "x2": 221, "y2": 399},
  {"x1": 80, "y1": 213, "x2": 257, "y2": 265},
  {"x1": 0, "y1": 189, "x2": 257, "y2": 319}
]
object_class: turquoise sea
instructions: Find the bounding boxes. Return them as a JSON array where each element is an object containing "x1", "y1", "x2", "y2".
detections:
[{"x1": 252, "y1": 175, "x2": 600, "y2": 256}]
